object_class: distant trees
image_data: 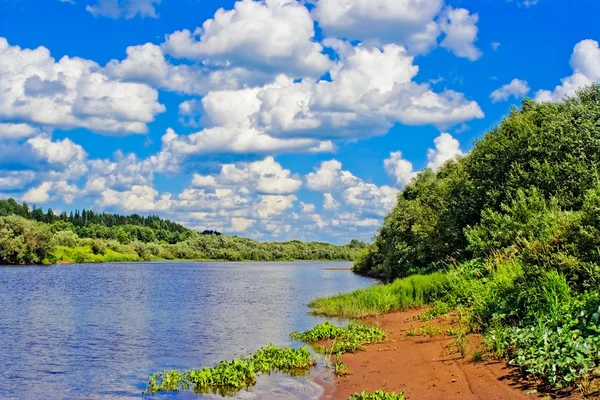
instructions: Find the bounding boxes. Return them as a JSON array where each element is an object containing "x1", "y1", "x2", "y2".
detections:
[{"x1": 0, "y1": 202, "x2": 364, "y2": 265}]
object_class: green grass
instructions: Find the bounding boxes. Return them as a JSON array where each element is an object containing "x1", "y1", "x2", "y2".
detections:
[
  {"x1": 348, "y1": 390, "x2": 406, "y2": 400},
  {"x1": 308, "y1": 273, "x2": 449, "y2": 318},
  {"x1": 145, "y1": 344, "x2": 315, "y2": 395}
]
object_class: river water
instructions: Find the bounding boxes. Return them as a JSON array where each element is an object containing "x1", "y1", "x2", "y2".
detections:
[{"x1": 0, "y1": 261, "x2": 373, "y2": 399}]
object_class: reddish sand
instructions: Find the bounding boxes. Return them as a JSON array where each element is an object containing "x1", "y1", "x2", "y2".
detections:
[{"x1": 320, "y1": 308, "x2": 579, "y2": 400}]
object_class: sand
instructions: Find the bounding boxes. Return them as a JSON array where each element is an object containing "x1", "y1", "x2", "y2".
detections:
[{"x1": 319, "y1": 308, "x2": 583, "y2": 400}]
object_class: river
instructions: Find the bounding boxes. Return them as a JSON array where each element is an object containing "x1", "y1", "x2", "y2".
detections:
[{"x1": 0, "y1": 261, "x2": 373, "y2": 399}]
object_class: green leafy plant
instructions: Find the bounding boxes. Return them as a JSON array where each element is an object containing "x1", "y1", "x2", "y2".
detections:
[
  {"x1": 145, "y1": 345, "x2": 315, "y2": 396},
  {"x1": 348, "y1": 390, "x2": 406, "y2": 400}
]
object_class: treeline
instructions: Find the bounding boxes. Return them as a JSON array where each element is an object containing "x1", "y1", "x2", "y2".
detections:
[
  {"x1": 0, "y1": 206, "x2": 365, "y2": 265},
  {"x1": 354, "y1": 85, "x2": 600, "y2": 392},
  {"x1": 0, "y1": 198, "x2": 193, "y2": 244}
]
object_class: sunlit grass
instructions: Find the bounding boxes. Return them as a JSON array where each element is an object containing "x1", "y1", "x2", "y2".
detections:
[{"x1": 308, "y1": 273, "x2": 449, "y2": 318}]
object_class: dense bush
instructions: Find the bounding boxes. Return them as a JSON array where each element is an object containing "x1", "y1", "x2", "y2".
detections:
[
  {"x1": 0, "y1": 216, "x2": 54, "y2": 264},
  {"x1": 358, "y1": 85, "x2": 600, "y2": 282}
]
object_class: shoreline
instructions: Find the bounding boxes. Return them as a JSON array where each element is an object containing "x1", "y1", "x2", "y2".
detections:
[
  {"x1": 318, "y1": 308, "x2": 570, "y2": 400},
  {"x1": 0, "y1": 259, "x2": 356, "y2": 267}
]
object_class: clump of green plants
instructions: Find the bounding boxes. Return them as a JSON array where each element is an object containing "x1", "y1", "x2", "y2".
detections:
[
  {"x1": 405, "y1": 324, "x2": 457, "y2": 337},
  {"x1": 291, "y1": 322, "x2": 386, "y2": 344},
  {"x1": 308, "y1": 273, "x2": 449, "y2": 318},
  {"x1": 291, "y1": 322, "x2": 386, "y2": 356},
  {"x1": 145, "y1": 345, "x2": 315, "y2": 396},
  {"x1": 418, "y1": 301, "x2": 452, "y2": 321},
  {"x1": 348, "y1": 390, "x2": 406, "y2": 400},
  {"x1": 333, "y1": 356, "x2": 350, "y2": 377}
]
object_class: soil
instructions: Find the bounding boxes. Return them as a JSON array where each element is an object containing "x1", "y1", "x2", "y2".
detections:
[{"x1": 319, "y1": 308, "x2": 584, "y2": 400}]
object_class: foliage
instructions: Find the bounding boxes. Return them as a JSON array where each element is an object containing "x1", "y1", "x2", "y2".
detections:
[
  {"x1": 0, "y1": 216, "x2": 54, "y2": 264},
  {"x1": 356, "y1": 85, "x2": 600, "y2": 281},
  {"x1": 145, "y1": 345, "x2": 315, "y2": 396},
  {"x1": 340, "y1": 86, "x2": 600, "y2": 391},
  {"x1": 308, "y1": 273, "x2": 449, "y2": 318},
  {"x1": 0, "y1": 205, "x2": 364, "y2": 265},
  {"x1": 291, "y1": 322, "x2": 385, "y2": 344},
  {"x1": 348, "y1": 391, "x2": 406, "y2": 400}
]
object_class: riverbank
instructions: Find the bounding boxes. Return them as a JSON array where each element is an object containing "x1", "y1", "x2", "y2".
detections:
[{"x1": 322, "y1": 308, "x2": 577, "y2": 400}]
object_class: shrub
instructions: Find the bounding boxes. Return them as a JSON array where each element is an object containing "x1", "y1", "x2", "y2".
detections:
[{"x1": 0, "y1": 216, "x2": 54, "y2": 264}]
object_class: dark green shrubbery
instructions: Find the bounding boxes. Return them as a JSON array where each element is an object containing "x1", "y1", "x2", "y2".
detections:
[{"x1": 347, "y1": 85, "x2": 600, "y2": 392}]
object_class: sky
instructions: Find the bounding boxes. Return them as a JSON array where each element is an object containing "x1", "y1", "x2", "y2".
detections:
[{"x1": 0, "y1": 0, "x2": 599, "y2": 244}]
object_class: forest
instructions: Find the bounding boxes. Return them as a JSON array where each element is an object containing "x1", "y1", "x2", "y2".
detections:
[
  {"x1": 341, "y1": 85, "x2": 600, "y2": 394},
  {"x1": 0, "y1": 200, "x2": 365, "y2": 265}
]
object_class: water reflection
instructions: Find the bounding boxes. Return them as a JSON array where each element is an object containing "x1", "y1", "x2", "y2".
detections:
[{"x1": 0, "y1": 262, "x2": 372, "y2": 399}]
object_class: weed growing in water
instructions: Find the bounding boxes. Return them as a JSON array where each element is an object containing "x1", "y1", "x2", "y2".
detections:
[{"x1": 144, "y1": 345, "x2": 315, "y2": 395}]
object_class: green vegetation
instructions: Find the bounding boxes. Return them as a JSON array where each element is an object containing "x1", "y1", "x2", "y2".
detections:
[
  {"x1": 290, "y1": 322, "x2": 386, "y2": 356},
  {"x1": 315, "y1": 86, "x2": 600, "y2": 394},
  {"x1": 145, "y1": 345, "x2": 315, "y2": 395},
  {"x1": 308, "y1": 273, "x2": 448, "y2": 318},
  {"x1": 0, "y1": 200, "x2": 365, "y2": 265},
  {"x1": 348, "y1": 391, "x2": 405, "y2": 400}
]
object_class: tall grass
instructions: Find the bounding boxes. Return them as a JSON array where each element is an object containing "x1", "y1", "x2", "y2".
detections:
[{"x1": 308, "y1": 272, "x2": 449, "y2": 318}]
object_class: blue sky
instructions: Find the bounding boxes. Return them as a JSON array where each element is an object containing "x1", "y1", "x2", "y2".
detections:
[{"x1": 0, "y1": 0, "x2": 599, "y2": 243}]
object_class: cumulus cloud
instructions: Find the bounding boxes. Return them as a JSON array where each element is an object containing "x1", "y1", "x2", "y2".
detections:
[
  {"x1": 86, "y1": 0, "x2": 161, "y2": 19},
  {"x1": 384, "y1": 152, "x2": 416, "y2": 187},
  {"x1": 426, "y1": 132, "x2": 463, "y2": 171},
  {"x1": 311, "y1": 0, "x2": 443, "y2": 54},
  {"x1": 490, "y1": 79, "x2": 530, "y2": 102},
  {"x1": 0, "y1": 38, "x2": 165, "y2": 135},
  {"x1": 306, "y1": 159, "x2": 397, "y2": 217},
  {"x1": 536, "y1": 39, "x2": 600, "y2": 102},
  {"x1": 163, "y1": 0, "x2": 331, "y2": 78},
  {"x1": 0, "y1": 171, "x2": 36, "y2": 190},
  {"x1": 439, "y1": 7, "x2": 482, "y2": 61},
  {"x1": 22, "y1": 180, "x2": 80, "y2": 204},
  {"x1": 0, "y1": 123, "x2": 41, "y2": 140},
  {"x1": 105, "y1": 43, "x2": 273, "y2": 95},
  {"x1": 191, "y1": 157, "x2": 302, "y2": 195}
]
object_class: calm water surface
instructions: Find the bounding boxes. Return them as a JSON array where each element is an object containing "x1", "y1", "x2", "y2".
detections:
[{"x1": 0, "y1": 262, "x2": 373, "y2": 399}]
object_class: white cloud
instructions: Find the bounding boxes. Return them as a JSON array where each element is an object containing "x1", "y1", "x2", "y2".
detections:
[
  {"x1": 426, "y1": 132, "x2": 463, "y2": 171},
  {"x1": 490, "y1": 78, "x2": 530, "y2": 102},
  {"x1": 312, "y1": 0, "x2": 443, "y2": 54},
  {"x1": 0, "y1": 171, "x2": 36, "y2": 190},
  {"x1": 27, "y1": 136, "x2": 86, "y2": 166},
  {"x1": 323, "y1": 193, "x2": 339, "y2": 210},
  {"x1": 306, "y1": 159, "x2": 397, "y2": 217},
  {"x1": 163, "y1": 0, "x2": 331, "y2": 78},
  {"x1": 86, "y1": 0, "x2": 161, "y2": 19},
  {"x1": 300, "y1": 202, "x2": 316, "y2": 213},
  {"x1": 439, "y1": 7, "x2": 482, "y2": 61},
  {"x1": 255, "y1": 194, "x2": 297, "y2": 218},
  {"x1": 98, "y1": 185, "x2": 172, "y2": 211},
  {"x1": 191, "y1": 157, "x2": 302, "y2": 195},
  {"x1": 384, "y1": 152, "x2": 416, "y2": 187},
  {"x1": 536, "y1": 39, "x2": 600, "y2": 102},
  {"x1": 0, "y1": 123, "x2": 41, "y2": 140},
  {"x1": 22, "y1": 181, "x2": 80, "y2": 204},
  {"x1": 231, "y1": 217, "x2": 256, "y2": 232},
  {"x1": 491, "y1": 42, "x2": 501, "y2": 51},
  {"x1": 105, "y1": 43, "x2": 273, "y2": 95},
  {"x1": 0, "y1": 37, "x2": 165, "y2": 135}
]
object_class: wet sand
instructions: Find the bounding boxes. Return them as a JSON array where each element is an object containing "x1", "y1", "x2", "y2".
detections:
[{"x1": 320, "y1": 308, "x2": 579, "y2": 400}]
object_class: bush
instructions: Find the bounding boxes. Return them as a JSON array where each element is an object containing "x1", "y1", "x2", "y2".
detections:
[
  {"x1": 91, "y1": 239, "x2": 107, "y2": 255},
  {"x1": 0, "y1": 216, "x2": 54, "y2": 264}
]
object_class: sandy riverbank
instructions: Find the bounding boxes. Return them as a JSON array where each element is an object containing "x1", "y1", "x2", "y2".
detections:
[{"x1": 319, "y1": 308, "x2": 577, "y2": 400}]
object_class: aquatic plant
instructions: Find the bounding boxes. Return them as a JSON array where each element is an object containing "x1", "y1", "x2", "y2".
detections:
[
  {"x1": 290, "y1": 322, "x2": 385, "y2": 356},
  {"x1": 145, "y1": 344, "x2": 315, "y2": 395}
]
